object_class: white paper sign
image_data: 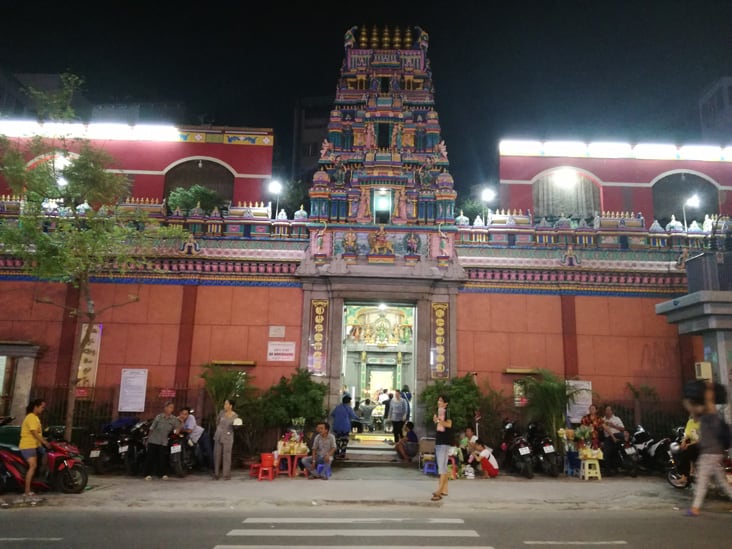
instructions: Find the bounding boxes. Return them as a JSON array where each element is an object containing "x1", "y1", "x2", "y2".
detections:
[
  {"x1": 118, "y1": 369, "x2": 148, "y2": 412},
  {"x1": 566, "y1": 380, "x2": 593, "y2": 424},
  {"x1": 268, "y1": 325, "x2": 285, "y2": 338},
  {"x1": 267, "y1": 341, "x2": 296, "y2": 362}
]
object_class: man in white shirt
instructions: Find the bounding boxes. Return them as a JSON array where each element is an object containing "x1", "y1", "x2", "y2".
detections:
[
  {"x1": 601, "y1": 405, "x2": 629, "y2": 471},
  {"x1": 179, "y1": 407, "x2": 212, "y2": 470}
]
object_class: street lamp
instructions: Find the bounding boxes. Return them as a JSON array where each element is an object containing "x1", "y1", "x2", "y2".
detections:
[
  {"x1": 682, "y1": 194, "x2": 700, "y2": 231},
  {"x1": 268, "y1": 179, "x2": 282, "y2": 219},
  {"x1": 481, "y1": 188, "x2": 496, "y2": 225}
]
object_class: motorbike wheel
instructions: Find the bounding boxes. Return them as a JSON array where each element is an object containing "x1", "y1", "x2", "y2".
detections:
[
  {"x1": 523, "y1": 456, "x2": 534, "y2": 479},
  {"x1": 666, "y1": 469, "x2": 689, "y2": 489},
  {"x1": 91, "y1": 450, "x2": 111, "y2": 475},
  {"x1": 547, "y1": 454, "x2": 560, "y2": 477},
  {"x1": 55, "y1": 464, "x2": 88, "y2": 494},
  {"x1": 125, "y1": 448, "x2": 140, "y2": 476},
  {"x1": 170, "y1": 452, "x2": 185, "y2": 478}
]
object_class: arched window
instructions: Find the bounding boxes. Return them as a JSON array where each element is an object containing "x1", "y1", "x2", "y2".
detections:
[
  {"x1": 164, "y1": 160, "x2": 234, "y2": 204},
  {"x1": 652, "y1": 172, "x2": 719, "y2": 227},
  {"x1": 532, "y1": 168, "x2": 601, "y2": 220}
]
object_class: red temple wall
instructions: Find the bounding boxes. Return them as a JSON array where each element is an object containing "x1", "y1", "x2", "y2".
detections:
[{"x1": 456, "y1": 292, "x2": 700, "y2": 403}]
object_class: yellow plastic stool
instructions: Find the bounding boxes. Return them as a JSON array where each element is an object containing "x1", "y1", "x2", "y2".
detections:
[{"x1": 580, "y1": 458, "x2": 602, "y2": 480}]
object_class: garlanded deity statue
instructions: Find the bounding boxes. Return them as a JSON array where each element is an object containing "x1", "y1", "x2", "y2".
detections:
[
  {"x1": 560, "y1": 244, "x2": 579, "y2": 267},
  {"x1": 277, "y1": 208, "x2": 288, "y2": 220},
  {"x1": 473, "y1": 214, "x2": 484, "y2": 227}
]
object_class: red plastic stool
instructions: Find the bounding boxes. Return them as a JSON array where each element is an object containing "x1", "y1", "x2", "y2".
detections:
[
  {"x1": 249, "y1": 463, "x2": 261, "y2": 477},
  {"x1": 258, "y1": 466, "x2": 276, "y2": 481}
]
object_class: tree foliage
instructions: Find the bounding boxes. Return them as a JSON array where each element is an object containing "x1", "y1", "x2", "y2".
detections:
[
  {"x1": 199, "y1": 363, "x2": 251, "y2": 413},
  {"x1": 419, "y1": 374, "x2": 482, "y2": 433},
  {"x1": 519, "y1": 369, "x2": 587, "y2": 445},
  {"x1": 258, "y1": 368, "x2": 328, "y2": 431},
  {"x1": 167, "y1": 184, "x2": 224, "y2": 215},
  {"x1": 0, "y1": 73, "x2": 185, "y2": 440}
]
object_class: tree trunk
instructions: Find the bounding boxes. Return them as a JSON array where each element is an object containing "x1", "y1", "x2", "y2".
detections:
[{"x1": 64, "y1": 278, "x2": 95, "y2": 442}]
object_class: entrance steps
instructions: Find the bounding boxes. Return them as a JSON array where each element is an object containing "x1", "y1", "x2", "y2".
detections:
[{"x1": 336, "y1": 433, "x2": 414, "y2": 468}]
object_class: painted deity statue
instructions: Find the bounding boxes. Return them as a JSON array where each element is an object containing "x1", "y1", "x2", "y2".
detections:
[{"x1": 342, "y1": 230, "x2": 358, "y2": 255}]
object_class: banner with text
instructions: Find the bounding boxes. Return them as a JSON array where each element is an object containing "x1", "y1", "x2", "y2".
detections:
[
  {"x1": 307, "y1": 299, "x2": 329, "y2": 376},
  {"x1": 430, "y1": 302, "x2": 449, "y2": 379}
]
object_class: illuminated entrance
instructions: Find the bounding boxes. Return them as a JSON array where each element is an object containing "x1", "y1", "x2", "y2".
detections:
[{"x1": 341, "y1": 303, "x2": 416, "y2": 419}]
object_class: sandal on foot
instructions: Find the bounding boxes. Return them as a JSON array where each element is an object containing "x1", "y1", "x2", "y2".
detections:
[
  {"x1": 430, "y1": 494, "x2": 442, "y2": 501},
  {"x1": 441, "y1": 493, "x2": 448, "y2": 496},
  {"x1": 684, "y1": 508, "x2": 699, "y2": 517}
]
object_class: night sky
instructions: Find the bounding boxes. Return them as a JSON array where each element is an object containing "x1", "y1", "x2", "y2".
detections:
[{"x1": 2, "y1": 1, "x2": 732, "y2": 197}]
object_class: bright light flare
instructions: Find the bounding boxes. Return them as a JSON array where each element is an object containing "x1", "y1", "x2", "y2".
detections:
[
  {"x1": 552, "y1": 168, "x2": 579, "y2": 189},
  {"x1": 268, "y1": 180, "x2": 282, "y2": 194}
]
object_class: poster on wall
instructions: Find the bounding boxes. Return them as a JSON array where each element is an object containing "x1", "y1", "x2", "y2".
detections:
[
  {"x1": 566, "y1": 380, "x2": 593, "y2": 424},
  {"x1": 267, "y1": 341, "x2": 296, "y2": 362},
  {"x1": 118, "y1": 369, "x2": 148, "y2": 412},
  {"x1": 307, "y1": 299, "x2": 329, "y2": 376},
  {"x1": 76, "y1": 324, "x2": 102, "y2": 392}
]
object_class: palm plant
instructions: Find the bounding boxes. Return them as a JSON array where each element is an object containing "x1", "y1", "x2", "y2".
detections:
[
  {"x1": 199, "y1": 363, "x2": 249, "y2": 413},
  {"x1": 520, "y1": 369, "x2": 588, "y2": 446}
]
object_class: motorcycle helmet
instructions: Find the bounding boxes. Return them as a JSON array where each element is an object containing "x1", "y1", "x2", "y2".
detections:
[{"x1": 669, "y1": 441, "x2": 681, "y2": 454}]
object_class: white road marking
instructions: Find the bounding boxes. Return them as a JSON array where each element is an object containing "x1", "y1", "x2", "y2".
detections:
[
  {"x1": 216, "y1": 546, "x2": 495, "y2": 549},
  {"x1": 0, "y1": 538, "x2": 63, "y2": 542},
  {"x1": 524, "y1": 542, "x2": 628, "y2": 546},
  {"x1": 227, "y1": 529, "x2": 479, "y2": 537},
  {"x1": 242, "y1": 517, "x2": 464, "y2": 524}
]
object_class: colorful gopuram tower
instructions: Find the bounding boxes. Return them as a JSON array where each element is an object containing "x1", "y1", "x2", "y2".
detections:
[{"x1": 308, "y1": 25, "x2": 457, "y2": 230}]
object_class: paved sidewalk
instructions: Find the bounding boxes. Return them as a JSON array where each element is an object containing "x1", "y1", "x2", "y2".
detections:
[{"x1": 3, "y1": 466, "x2": 728, "y2": 513}]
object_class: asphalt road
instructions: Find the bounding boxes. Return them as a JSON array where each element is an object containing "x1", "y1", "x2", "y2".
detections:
[{"x1": 0, "y1": 507, "x2": 729, "y2": 549}]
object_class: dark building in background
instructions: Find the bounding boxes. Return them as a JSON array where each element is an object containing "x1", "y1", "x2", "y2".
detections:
[
  {"x1": 0, "y1": 68, "x2": 32, "y2": 117},
  {"x1": 291, "y1": 95, "x2": 332, "y2": 183},
  {"x1": 699, "y1": 77, "x2": 732, "y2": 143}
]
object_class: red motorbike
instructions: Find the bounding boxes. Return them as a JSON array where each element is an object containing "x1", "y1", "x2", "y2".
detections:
[{"x1": 0, "y1": 417, "x2": 88, "y2": 494}]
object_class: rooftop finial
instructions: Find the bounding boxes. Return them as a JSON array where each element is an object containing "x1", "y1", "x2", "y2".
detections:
[
  {"x1": 393, "y1": 26, "x2": 402, "y2": 49},
  {"x1": 381, "y1": 26, "x2": 391, "y2": 49},
  {"x1": 359, "y1": 25, "x2": 368, "y2": 48},
  {"x1": 370, "y1": 25, "x2": 380, "y2": 49}
]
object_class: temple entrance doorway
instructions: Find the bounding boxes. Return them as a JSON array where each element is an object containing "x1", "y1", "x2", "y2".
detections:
[{"x1": 341, "y1": 302, "x2": 416, "y2": 437}]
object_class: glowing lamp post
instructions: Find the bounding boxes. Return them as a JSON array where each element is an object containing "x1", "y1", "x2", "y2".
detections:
[
  {"x1": 682, "y1": 194, "x2": 700, "y2": 231},
  {"x1": 481, "y1": 188, "x2": 496, "y2": 224},
  {"x1": 268, "y1": 179, "x2": 282, "y2": 219}
]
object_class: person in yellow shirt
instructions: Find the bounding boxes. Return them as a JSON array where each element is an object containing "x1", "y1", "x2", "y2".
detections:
[
  {"x1": 19, "y1": 398, "x2": 50, "y2": 498},
  {"x1": 677, "y1": 412, "x2": 701, "y2": 483}
]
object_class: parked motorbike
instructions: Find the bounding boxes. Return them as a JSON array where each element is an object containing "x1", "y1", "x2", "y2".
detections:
[
  {"x1": 602, "y1": 432, "x2": 640, "y2": 477},
  {"x1": 526, "y1": 421, "x2": 561, "y2": 477},
  {"x1": 0, "y1": 417, "x2": 88, "y2": 494},
  {"x1": 664, "y1": 425, "x2": 732, "y2": 490},
  {"x1": 168, "y1": 430, "x2": 196, "y2": 478},
  {"x1": 88, "y1": 417, "x2": 138, "y2": 474},
  {"x1": 631, "y1": 424, "x2": 672, "y2": 474},
  {"x1": 124, "y1": 419, "x2": 150, "y2": 476},
  {"x1": 499, "y1": 419, "x2": 534, "y2": 479}
]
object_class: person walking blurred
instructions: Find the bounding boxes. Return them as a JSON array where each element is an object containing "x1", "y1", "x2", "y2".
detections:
[{"x1": 686, "y1": 382, "x2": 732, "y2": 516}]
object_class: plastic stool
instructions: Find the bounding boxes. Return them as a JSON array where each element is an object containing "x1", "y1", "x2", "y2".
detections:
[
  {"x1": 423, "y1": 460, "x2": 437, "y2": 475},
  {"x1": 580, "y1": 459, "x2": 602, "y2": 480},
  {"x1": 316, "y1": 463, "x2": 332, "y2": 479},
  {"x1": 258, "y1": 466, "x2": 276, "y2": 481},
  {"x1": 249, "y1": 463, "x2": 261, "y2": 477}
]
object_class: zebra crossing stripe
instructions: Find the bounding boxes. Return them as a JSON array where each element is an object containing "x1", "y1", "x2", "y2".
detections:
[
  {"x1": 242, "y1": 518, "x2": 464, "y2": 524},
  {"x1": 216, "y1": 546, "x2": 495, "y2": 549},
  {"x1": 226, "y1": 529, "x2": 479, "y2": 537}
]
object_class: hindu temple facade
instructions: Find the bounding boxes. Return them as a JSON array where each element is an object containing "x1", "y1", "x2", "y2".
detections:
[{"x1": 2, "y1": 25, "x2": 731, "y2": 427}]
